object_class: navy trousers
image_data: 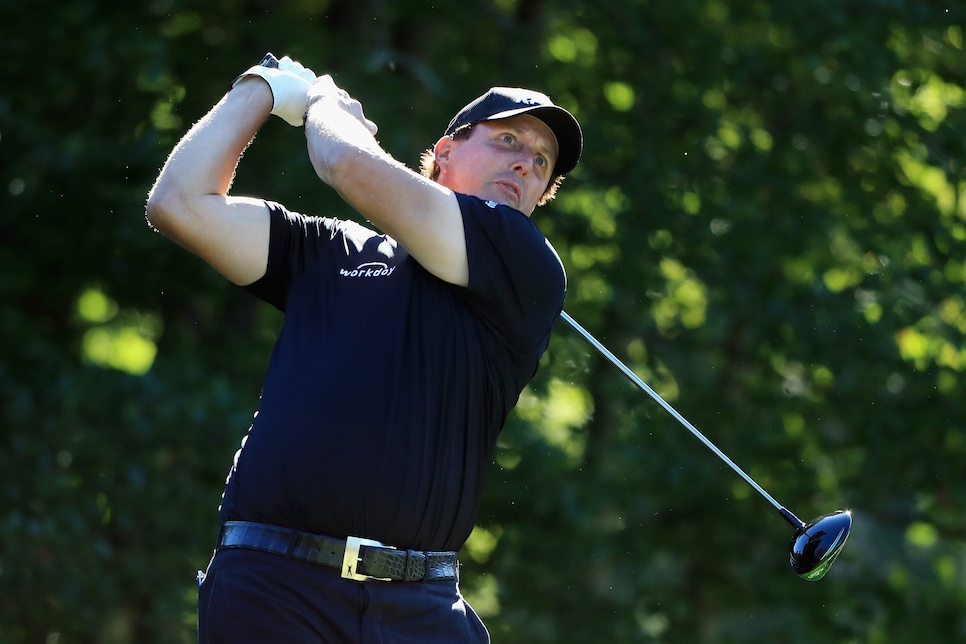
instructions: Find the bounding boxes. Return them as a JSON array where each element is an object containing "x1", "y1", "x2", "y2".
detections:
[{"x1": 198, "y1": 548, "x2": 490, "y2": 643}]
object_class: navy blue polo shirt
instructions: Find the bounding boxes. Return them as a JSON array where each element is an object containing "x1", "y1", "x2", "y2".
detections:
[{"x1": 219, "y1": 193, "x2": 566, "y2": 552}]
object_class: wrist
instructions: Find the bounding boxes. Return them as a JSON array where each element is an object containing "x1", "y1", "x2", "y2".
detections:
[{"x1": 231, "y1": 76, "x2": 274, "y2": 112}]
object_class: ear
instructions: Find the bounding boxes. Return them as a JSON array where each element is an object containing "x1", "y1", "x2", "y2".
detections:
[{"x1": 434, "y1": 136, "x2": 456, "y2": 172}]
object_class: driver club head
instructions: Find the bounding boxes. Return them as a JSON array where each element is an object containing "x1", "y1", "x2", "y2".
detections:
[{"x1": 789, "y1": 510, "x2": 852, "y2": 581}]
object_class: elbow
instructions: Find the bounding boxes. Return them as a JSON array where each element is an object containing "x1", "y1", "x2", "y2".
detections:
[
  {"x1": 144, "y1": 190, "x2": 163, "y2": 230},
  {"x1": 144, "y1": 181, "x2": 180, "y2": 235}
]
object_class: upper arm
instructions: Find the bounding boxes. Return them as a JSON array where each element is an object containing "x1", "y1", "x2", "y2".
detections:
[
  {"x1": 145, "y1": 79, "x2": 275, "y2": 287},
  {"x1": 146, "y1": 191, "x2": 271, "y2": 286}
]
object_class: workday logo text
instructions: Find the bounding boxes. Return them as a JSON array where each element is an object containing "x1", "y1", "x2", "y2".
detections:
[{"x1": 340, "y1": 262, "x2": 396, "y2": 278}]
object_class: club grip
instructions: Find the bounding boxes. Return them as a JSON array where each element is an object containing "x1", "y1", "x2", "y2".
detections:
[{"x1": 258, "y1": 52, "x2": 280, "y2": 68}]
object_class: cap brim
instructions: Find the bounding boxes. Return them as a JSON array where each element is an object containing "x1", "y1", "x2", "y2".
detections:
[{"x1": 482, "y1": 105, "x2": 582, "y2": 176}]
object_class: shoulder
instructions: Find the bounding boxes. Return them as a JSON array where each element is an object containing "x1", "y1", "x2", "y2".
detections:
[
  {"x1": 456, "y1": 194, "x2": 561, "y2": 264},
  {"x1": 455, "y1": 193, "x2": 545, "y2": 239}
]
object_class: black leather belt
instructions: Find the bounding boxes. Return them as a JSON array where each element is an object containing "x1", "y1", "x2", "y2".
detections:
[{"x1": 217, "y1": 521, "x2": 459, "y2": 582}]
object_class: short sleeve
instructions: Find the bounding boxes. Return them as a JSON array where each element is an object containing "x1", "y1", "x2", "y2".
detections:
[
  {"x1": 456, "y1": 193, "x2": 567, "y2": 354},
  {"x1": 243, "y1": 201, "x2": 338, "y2": 311}
]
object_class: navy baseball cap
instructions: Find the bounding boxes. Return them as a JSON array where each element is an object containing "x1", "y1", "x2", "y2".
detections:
[{"x1": 444, "y1": 87, "x2": 583, "y2": 176}]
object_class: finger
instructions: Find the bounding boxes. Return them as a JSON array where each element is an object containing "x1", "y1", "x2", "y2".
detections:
[
  {"x1": 346, "y1": 100, "x2": 378, "y2": 136},
  {"x1": 278, "y1": 56, "x2": 314, "y2": 81},
  {"x1": 347, "y1": 99, "x2": 367, "y2": 120},
  {"x1": 314, "y1": 74, "x2": 339, "y2": 92},
  {"x1": 299, "y1": 67, "x2": 317, "y2": 83}
]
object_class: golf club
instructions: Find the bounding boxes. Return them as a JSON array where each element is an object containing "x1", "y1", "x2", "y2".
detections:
[
  {"x1": 258, "y1": 52, "x2": 281, "y2": 69},
  {"x1": 559, "y1": 311, "x2": 851, "y2": 581}
]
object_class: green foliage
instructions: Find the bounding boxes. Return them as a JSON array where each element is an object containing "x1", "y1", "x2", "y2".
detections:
[{"x1": 2, "y1": 0, "x2": 965, "y2": 641}]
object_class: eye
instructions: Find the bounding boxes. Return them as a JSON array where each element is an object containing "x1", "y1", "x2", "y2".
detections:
[
  {"x1": 501, "y1": 133, "x2": 516, "y2": 145},
  {"x1": 535, "y1": 155, "x2": 547, "y2": 168}
]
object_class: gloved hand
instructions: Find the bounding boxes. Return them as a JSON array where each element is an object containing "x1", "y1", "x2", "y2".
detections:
[{"x1": 233, "y1": 55, "x2": 317, "y2": 126}]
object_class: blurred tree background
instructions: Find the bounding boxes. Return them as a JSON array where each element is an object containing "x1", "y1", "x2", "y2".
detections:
[{"x1": 2, "y1": 0, "x2": 965, "y2": 641}]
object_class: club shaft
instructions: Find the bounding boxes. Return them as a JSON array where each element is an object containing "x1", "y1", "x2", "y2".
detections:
[{"x1": 560, "y1": 311, "x2": 801, "y2": 524}]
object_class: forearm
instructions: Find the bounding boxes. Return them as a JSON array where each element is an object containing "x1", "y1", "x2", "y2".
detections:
[{"x1": 147, "y1": 78, "x2": 273, "y2": 229}]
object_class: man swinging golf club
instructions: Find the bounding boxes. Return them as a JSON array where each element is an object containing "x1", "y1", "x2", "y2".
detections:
[{"x1": 146, "y1": 53, "x2": 581, "y2": 642}]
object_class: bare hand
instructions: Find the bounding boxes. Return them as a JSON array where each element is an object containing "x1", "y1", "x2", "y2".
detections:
[{"x1": 305, "y1": 75, "x2": 378, "y2": 136}]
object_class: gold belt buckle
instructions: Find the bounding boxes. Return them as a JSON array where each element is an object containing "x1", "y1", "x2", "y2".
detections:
[{"x1": 342, "y1": 536, "x2": 394, "y2": 581}]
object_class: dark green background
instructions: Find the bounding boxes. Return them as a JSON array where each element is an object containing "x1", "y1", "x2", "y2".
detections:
[{"x1": 2, "y1": 1, "x2": 965, "y2": 641}]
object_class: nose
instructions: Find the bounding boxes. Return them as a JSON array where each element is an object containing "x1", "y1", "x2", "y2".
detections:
[{"x1": 510, "y1": 151, "x2": 534, "y2": 177}]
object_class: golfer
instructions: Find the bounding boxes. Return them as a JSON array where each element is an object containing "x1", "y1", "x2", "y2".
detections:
[{"x1": 146, "y1": 53, "x2": 582, "y2": 642}]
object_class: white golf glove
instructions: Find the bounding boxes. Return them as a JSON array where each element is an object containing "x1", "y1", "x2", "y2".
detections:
[{"x1": 233, "y1": 55, "x2": 317, "y2": 126}]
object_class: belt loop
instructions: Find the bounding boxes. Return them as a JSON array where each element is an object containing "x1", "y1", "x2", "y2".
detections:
[
  {"x1": 403, "y1": 549, "x2": 414, "y2": 581},
  {"x1": 285, "y1": 531, "x2": 299, "y2": 561}
]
